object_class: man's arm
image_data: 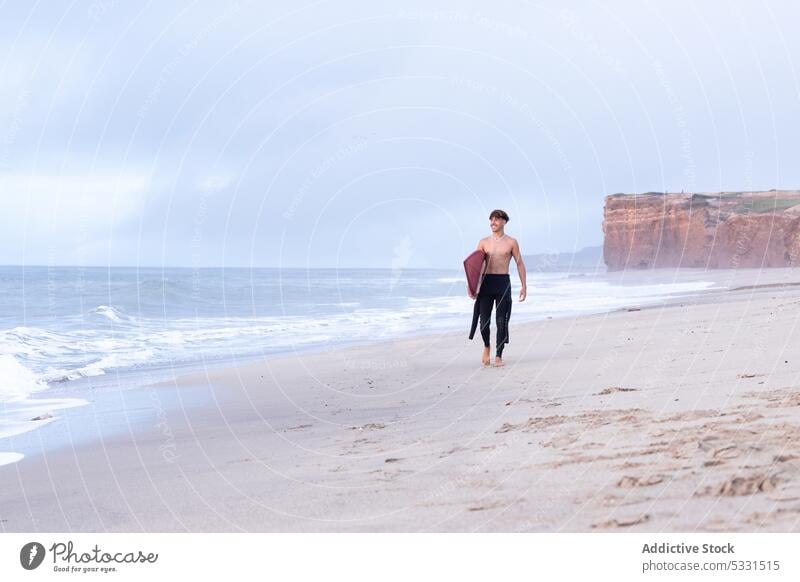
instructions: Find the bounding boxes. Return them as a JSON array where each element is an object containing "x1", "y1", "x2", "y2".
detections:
[{"x1": 512, "y1": 239, "x2": 527, "y2": 302}]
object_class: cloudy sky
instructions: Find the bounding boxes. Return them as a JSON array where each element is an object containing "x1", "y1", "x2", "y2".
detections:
[{"x1": 1, "y1": 0, "x2": 799, "y2": 268}]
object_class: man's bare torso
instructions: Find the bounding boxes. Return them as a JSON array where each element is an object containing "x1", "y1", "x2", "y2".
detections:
[{"x1": 478, "y1": 236, "x2": 516, "y2": 274}]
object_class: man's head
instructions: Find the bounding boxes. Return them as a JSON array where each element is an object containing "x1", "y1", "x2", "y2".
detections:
[{"x1": 489, "y1": 209, "x2": 509, "y2": 233}]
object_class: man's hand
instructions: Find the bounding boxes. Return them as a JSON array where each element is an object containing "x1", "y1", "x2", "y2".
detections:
[{"x1": 519, "y1": 286, "x2": 527, "y2": 302}]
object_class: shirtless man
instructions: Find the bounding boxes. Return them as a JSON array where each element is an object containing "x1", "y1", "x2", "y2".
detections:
[{"x1": 470, "y1": 209, "x2": 527, "y2": 366}]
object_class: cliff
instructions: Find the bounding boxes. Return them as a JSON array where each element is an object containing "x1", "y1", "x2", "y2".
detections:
[{"x1": 602, "y1": 190, "x2": 800, "y2": 270}]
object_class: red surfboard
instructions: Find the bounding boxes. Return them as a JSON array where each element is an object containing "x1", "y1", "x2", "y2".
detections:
[{"x1": 463, "y1": 250, "x2": 487, "y2": 298}]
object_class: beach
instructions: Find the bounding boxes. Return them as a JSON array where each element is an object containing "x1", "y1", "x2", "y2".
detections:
[{"x1": 3, "y1": 268, "x2": 800, "y2": 532}]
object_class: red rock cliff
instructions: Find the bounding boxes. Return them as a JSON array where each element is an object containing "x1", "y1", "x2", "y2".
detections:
[{"x1": 602, "y1": 191, "x2": 800, "y2": 270}]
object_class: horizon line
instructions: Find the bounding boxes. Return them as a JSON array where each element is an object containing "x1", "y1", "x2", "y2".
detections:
[{"x1": 0, "y1": 251, "x2": 604, "y2": 270}]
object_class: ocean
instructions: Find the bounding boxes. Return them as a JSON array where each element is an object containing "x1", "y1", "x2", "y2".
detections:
[{"x1": 0, "y1": 265, "x2": 719, "y2": 466}]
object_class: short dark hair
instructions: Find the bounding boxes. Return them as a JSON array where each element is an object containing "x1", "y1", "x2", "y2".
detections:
[{"x1": 489, "y1": 209, "x2": 509, "y2": 222}]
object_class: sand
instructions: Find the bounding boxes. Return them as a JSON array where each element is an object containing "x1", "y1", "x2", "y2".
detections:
[{"x1": 3, "y1": 268, "x2": 800, "y2": 532}]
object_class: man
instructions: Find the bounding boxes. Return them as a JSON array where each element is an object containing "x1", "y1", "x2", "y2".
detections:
[{"x1": 469, "y1": 209, "x2": 527, "y2": 367}]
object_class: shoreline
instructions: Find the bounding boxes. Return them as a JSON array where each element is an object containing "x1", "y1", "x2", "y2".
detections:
[
  {"x1": 3, "y1": 267, "x2": 800, "y2": 531},
  {"x1": 0, "y1": 266, "x2": 728, "y2": 465}
]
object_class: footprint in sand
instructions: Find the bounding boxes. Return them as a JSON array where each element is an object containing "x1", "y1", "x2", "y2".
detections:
[
  {"x1": 439, "y1": 446, "x2": 469, "y2": 458},
  {"x1": 351, "y1": 422, "x2": 386, "y2": 431},
  {"x1": 467, "y1": 500, "x2": 509, "y2": 512},
  {"x1": 541, "y1": 434, "x2": 580, "y2": 448},
  {"x1": 695, "y1": 472, "x2": 785, "y2": 497},
  {"x1": 496, "y1": 409, "x2": 644, "y2": 435},
  {"x1": 615, "y1": 461, "x2": 645, "y2": 470},
  {"x1": 600, "y1": 494, "x2": 655, "y2": 507},
  {"x1": 286, "y1": 424, "x2": 312, "y2": 431},
  {"x1": 743, "y1": 388, "x2": 800, "y2": 408},
  {"x1": 774, "y1": 454, "x2": 800, "y2": 463},
  {"x1": 655, "y1": 410, "x2": 722, "y2": 424},
  {"x1": 617, "y1": 475, "x2": 666, "y2": 488},
  {"x1": 504, "y1": 397, "x2": 537, "y2": 406},
  {"x1": 591, "y1": 514, "x2": 651, "y2": 528},
  {"x1": 712, "y1": 445, "x2": 742, "y2": 460},
  {"x1": 596, "y1": 387, "x2": 638, "y2": 395},
  {"x1": 495, "y1": 415, "x2": 571, "y2": 434}
]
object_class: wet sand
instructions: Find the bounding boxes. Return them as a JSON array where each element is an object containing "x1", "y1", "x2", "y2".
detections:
[{"x1": 3, "y1": 268, "x2": 800, "y2": 532}]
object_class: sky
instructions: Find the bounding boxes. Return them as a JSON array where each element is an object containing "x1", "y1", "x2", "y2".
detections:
[{"x1": 1, "y1": 0, "x2": 799, "y2": 268}]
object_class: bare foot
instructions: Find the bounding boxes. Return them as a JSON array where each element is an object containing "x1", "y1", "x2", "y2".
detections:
[
  {"x1": 482, "y1": 347, "x2": 490, "y2": 366},
  {"x1": 493, "y1": 356, "x2": 505, "y2": 367}
]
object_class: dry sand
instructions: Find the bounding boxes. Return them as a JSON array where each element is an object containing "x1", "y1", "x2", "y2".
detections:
[{"x1": 3, "y1": 268, "x2": 800, "y2": 532}]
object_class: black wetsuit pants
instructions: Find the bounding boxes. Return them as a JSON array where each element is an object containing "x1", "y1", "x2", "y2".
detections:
[{"x1": 476, "y1": 273, "x2": 512, "y2": 357}]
